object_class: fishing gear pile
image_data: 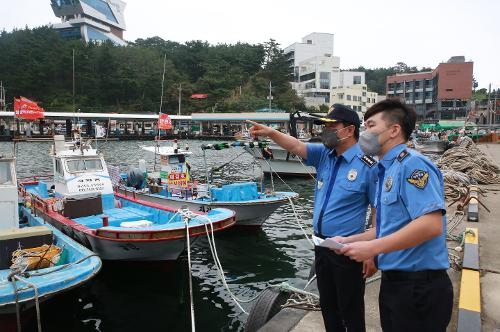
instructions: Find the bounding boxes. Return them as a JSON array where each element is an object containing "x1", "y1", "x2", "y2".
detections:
[{"x1": 437, "y1": 137, "x2": 500, "y2": 200}]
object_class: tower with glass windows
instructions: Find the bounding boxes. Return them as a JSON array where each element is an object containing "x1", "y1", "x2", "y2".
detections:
[{"x1": 50, "y1": 0, "x2": 127, "y2": 46}]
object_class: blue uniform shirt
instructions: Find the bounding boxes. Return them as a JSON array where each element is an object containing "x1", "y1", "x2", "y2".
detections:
[
  {"x1": 375, "y1": 144, "x2": 450, "y2": 271},
  {"x1": 305, "y1": 143, "x2": 378, "y2": 237}
]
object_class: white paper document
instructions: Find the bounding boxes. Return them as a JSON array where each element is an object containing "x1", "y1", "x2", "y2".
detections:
[{"x1": 312, "y1": 235, "x2": 345, "y2": 250}]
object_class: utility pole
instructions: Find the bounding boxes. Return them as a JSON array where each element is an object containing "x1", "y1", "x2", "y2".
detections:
[
  {"x1": 178, "y1": 83, "x2": 182, "y2": 116},
  {"x1": 0, "y1": 81, "x2": 5, "y2": 112},
  {"x1": 72, "y1": 48, "x2": 75, "y2": 114},
  {"x1": 267, "y1": 81, "x2": 273, "y2": 110},
  {"x1": 487, "y1": 83, "x2": 492, "y2": 126},
  {"x1": 494, "y1": 88, "x2": 498, "y2": 125}
]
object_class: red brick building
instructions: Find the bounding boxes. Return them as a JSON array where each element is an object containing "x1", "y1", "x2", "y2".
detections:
[{"x1": 386, "y1": 56, "x2": 473, "y2": 120}]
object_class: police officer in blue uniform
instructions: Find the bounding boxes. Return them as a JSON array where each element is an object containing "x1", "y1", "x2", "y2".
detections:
[
  {"x1": 340, "y1": 99, "x2": 453, "y2": 331},
  {"x1": 248, "y1": 104, "x2": 378, "y2": 332}
]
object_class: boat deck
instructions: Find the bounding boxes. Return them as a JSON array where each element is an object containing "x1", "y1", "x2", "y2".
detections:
[{"x1": 74, "y1": 206, "x2": 158, "y2": 229}]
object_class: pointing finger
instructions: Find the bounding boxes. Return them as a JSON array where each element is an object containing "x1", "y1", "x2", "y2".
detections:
[{"x1": 245, "y1": 120, "x2": 259, "y2": 126}]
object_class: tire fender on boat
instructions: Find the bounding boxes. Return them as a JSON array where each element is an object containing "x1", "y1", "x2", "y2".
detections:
[{"x1": 244, "y1": 287, "x2": 291, "y2": 332}]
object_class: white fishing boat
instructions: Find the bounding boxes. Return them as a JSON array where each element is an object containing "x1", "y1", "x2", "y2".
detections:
[
  {"x1": 18, "y1": 135, "x2": 236, "y2": 261},
  {"x1": 244, "y1": 141, "x2": 317, "y2": 177},
  {"x1": 0, "y1": 156, "x2": 101, "y2": 321},
  {"x1": 117, "y1": 141, "x2": 299, "y2": 227}
]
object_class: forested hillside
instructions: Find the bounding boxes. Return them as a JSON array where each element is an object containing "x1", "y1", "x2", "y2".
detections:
[
  {"x1": 0, "y1": 27, "x2": 433, "y2": 114},
  {"x1": 0, "y1": 27, "x2": 303, "y2": 113}
]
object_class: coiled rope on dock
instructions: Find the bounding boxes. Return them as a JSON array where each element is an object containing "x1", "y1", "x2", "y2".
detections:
[{"x1": 437, "y1": 137, "x2": 500, "y2": 199}]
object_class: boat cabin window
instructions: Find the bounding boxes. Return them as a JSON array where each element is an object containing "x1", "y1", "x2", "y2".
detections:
[
  {"x1": 0, "y1": 162, "x2": 13, "y2": 185},
  {"x1": 169, "y1": 154, "x2": 185, "y2": 164},
  {"x1": 55, "y1": 159, "x2": 63, "y2": 175},
  {"x1": 66, "y1": 158, "x2": 103, "y2": 173}
]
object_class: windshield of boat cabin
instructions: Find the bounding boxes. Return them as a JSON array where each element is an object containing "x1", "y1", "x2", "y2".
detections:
[
  {"x1": 0, "y1": 162, "x2": 13, "y2": 185},
  {"x1": 169, "y1": 155, "x2": 185, "y2": 164},
  {"x1": 66, "y1": 158, "x2": 103, "y2": 173}
]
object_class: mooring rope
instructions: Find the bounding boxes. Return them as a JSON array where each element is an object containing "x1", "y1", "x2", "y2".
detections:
[
  {"x1": 250, "y1": 149, "x2": 315, "y2": 247},
  {"x1": 177, "y1": 209, "x2": 256, "y2": 314},
  {"x1": 7, "y1": 270, "x2": 43, "y2": 332},
  {"x1": 296, "y1": 156, "x2": 317, "y2": 182},
  {"x1": 180, "y1": 207, "x2": 196, "y2": 332},
  {"x1": 4, "y1": 252, "x2": 100, "y2": 332}
]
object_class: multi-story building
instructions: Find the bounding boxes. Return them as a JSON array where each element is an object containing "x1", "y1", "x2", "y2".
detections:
[
  {"x1": 284, "y1": 33, "x2": 336, "y2": 82},
  {"x1": 291, "y1": 55, "x2": 340, "y2": 107},
  {"x1": 285, "y1": 32, "x2": 379, "y2": 110},
  {"x1": 50, "y1": 0, "x2": 127, "y2": 46},
  {"x1": 331, "y1": 84, "x2": 378, "y2": 113},
  {"x1": 386, "y1": 56, "x2": 473, "y2": 120},
  {"x1": 334, "y1": 71, "x2": 365, "y2": 87}
]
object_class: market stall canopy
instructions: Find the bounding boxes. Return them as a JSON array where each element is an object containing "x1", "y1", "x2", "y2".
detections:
[{"x1": 420, "y1": 121, "x2": 477, "y2": 130}]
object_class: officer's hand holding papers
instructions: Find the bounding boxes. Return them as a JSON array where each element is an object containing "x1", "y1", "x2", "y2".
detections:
[
  {"x1": 320, "y1": 238, "x2": 345, "y2": 250},
  {"x1": 339, "y1": 240, "x2": 379, "y2": 262}
]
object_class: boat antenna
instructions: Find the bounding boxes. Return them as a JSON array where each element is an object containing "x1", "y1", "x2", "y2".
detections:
[{"x1": 154, "y1": 53, "x2": 167, "y2": 172}]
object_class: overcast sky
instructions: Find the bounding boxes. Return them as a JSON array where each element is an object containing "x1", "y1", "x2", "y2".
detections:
[{"x1": 1, "y1": 0, "x2": 498, "y2": 90}]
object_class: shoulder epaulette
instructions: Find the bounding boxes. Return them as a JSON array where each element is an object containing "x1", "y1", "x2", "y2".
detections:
[
  {"x1": 397, "y1": 149, "x2": 410, "y2": 162},
  {"x1": 360, "y1": 155, "x2": 377, "y2": 168}
]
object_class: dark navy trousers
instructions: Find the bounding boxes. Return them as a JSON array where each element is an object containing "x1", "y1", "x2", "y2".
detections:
[{"x1": 315, "y1": 246, "x2": 366, "y2": 332}]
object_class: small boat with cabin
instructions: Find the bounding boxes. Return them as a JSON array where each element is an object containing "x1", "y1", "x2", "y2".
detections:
[
  {"x1": 118, "y1": 140, "x2": 299, "y2": 227},
  {"x1": 243, "y1": 112, "x2": 321, "y2": 177},
  {"x1": 0, "y1": 156, "x2": 101, "y2": 321},
  {"x1": 18, "y1": 135, "x2": 236, "y2": 261}
]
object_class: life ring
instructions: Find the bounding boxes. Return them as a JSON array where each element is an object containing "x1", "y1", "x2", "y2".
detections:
[{"x1": 244, "y1": 288, "x2": 291, "y2": 332}]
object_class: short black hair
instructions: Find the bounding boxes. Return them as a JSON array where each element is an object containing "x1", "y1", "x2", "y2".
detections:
[{"x1": 364, "y1": 98, "x2": 416, "y2": 141}]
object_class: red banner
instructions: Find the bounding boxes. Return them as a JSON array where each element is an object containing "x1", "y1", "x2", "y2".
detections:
[
  {"x1": 191, "y1": 93, "x2": 208, "y2": 99},
  {"x1": 158, "y1": 113, "x2": 172, "y2": 130},
  {"x1": 14, "y1": 96, "x2": 44, "y2": 120}
]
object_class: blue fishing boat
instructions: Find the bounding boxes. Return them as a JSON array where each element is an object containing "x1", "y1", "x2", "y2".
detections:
[
  {"x1": 18, "y1": 135, "x2": 236, "y2": 261},
  {"x1": 0, "y1": 157, "x2": 101, "y2": 320},
  {"x1": 117, "y1": 141, "x2": 299, "y2": 227}
]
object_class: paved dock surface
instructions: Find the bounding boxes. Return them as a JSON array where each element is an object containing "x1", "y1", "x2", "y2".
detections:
[{"x1": 263, "y1": 143, "x2": 500, "y2": 332}]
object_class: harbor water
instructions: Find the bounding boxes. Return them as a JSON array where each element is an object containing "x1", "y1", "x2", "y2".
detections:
[{"x1": 1, "y1": 140, "x2": 317, "y2": 332}]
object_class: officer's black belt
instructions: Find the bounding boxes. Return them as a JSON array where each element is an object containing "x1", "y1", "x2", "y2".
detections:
[{"x1": 382, "y1": 269, "x2": 447, "y2": 281}]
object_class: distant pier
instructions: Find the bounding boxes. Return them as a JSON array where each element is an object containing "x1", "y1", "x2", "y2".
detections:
[{"x1": 0, "y1": 111, "x2": 300, "y2": 141}]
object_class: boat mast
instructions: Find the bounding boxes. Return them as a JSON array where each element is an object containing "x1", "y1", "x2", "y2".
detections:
[{"x1": 154, "y1": 53, "x2": 167, "y2": 172}]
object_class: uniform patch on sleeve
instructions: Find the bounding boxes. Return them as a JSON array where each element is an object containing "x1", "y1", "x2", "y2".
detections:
[
  {"x1": 407, "y1": 169, "x2": 429, "y2": 189},
  {"x1": 361, "y1": 155, "x2": 376, "y2": 168}
]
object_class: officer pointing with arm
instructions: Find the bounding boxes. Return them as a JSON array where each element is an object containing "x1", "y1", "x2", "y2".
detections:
[
  {"x1": 248, "y1": 104, "x2": 377, "y2": 332},
  {"x1": 339, "y1": 99, "x2": 453, "y2": 332}
]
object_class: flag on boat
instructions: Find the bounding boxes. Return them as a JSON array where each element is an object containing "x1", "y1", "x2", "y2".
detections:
[
  {"x1": 191, "y1": 93, "x2": 208, "y2": 99},
  {"x1": 158, "y1": 113, "x2": 172, "y2": 130},
  {"x1": 14, "y1": 96, "x2": 44, "y2": 120}
]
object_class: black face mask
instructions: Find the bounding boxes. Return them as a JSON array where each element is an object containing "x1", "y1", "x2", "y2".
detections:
[{"x1": 320, "y1": 126, "x2": 351, "y2": 150}]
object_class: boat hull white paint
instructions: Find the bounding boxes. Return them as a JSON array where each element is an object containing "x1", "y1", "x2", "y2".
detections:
[
  {"x1": 85, "y1": 234, "x2": 192, "y2": 261},
  {"x1": 246, "y1": 144, "x2": 317, "y2": 176},
  {"x1": 117, "y1": 188, "x2": 295, "y2": 226}
]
